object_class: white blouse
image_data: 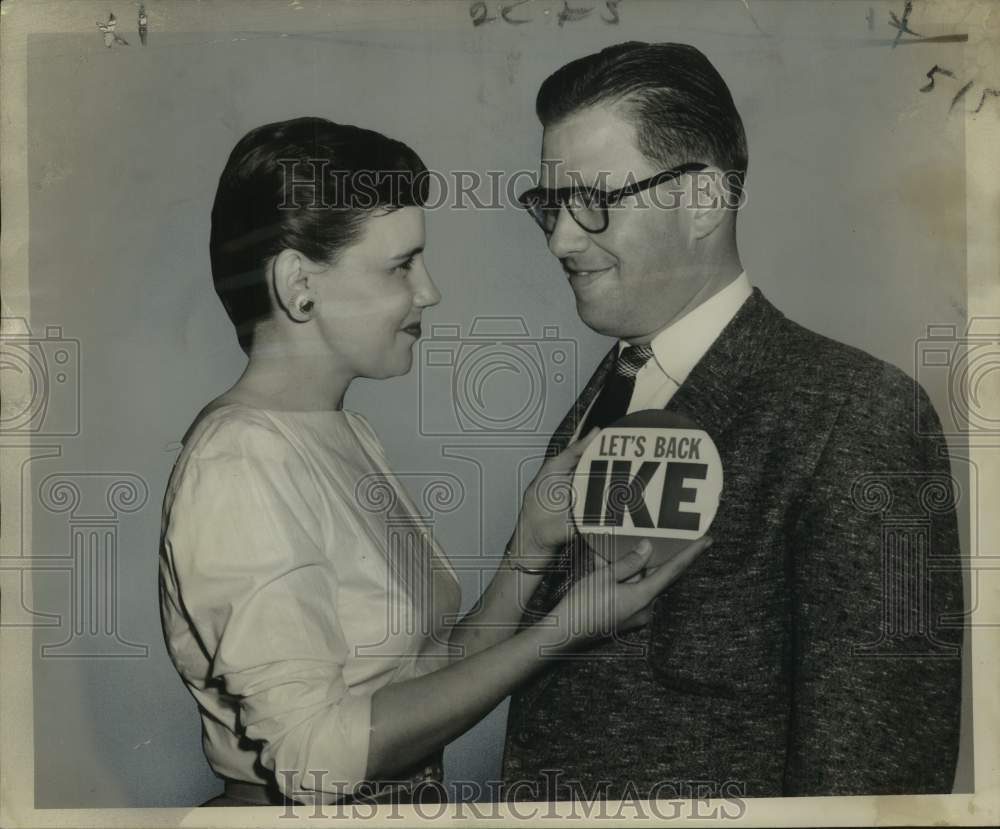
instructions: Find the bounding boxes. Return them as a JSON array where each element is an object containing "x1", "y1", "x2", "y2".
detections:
[{"x1": 159, "y1": 404, "x2": 461, "y2": 801}]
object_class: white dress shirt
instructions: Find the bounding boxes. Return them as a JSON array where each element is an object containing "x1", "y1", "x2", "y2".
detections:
[
  {"x1": 628, "y1": 272, "x2": 753, "y2": 411},
  {"x1": 574, "y1": 273, "x2": 752, "y2": 439},
  {"x1": 159, "y1": 404, "x2": 460, "y2": 801}
]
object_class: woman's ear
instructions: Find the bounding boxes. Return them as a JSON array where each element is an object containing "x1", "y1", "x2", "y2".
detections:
[{"x1": 271, "y1": 249, "x2": 316, "y2": 321}]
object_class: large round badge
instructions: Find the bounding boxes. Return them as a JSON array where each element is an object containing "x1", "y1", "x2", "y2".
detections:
[{"x1": 571, "y1": 410, "x2": 723, "y2": 566}]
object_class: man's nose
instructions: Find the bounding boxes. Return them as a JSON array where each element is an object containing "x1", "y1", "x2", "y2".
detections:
[{"x1": 546, "y1": 207, "x2": 590, "y2": 259}]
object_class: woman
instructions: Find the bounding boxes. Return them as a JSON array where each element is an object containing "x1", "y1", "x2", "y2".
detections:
[{"x1": 158, "y1": 117, "x2": 709, "y2": 807}]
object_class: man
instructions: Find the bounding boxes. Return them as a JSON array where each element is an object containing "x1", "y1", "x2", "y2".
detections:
[{"x1": 502, "y1": 42, "x2": 963, "y2": 799}]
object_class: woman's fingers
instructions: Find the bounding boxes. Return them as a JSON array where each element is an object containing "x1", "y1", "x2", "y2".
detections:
[
  {"x1": 549, "y1": 427, "x2": 601, "y2": 471},
  {"x1": 524, "y1": 429, "x2": 600, "y2": 545},
  {"x1": 635, "y1": 536, "x2": 712, "y2": 600},
  {"x1": 574, "y1": 426, "x2": 602, "y2": 451},
  {"x1": 603, "y1": 537, "x2": 713, "y2": 633},
  {"x1": 609, "y1": 538, "x2": 652, "y2": 580},
  {"x1": 619, "y1": 607, "x2": 653, "y2": 631}
]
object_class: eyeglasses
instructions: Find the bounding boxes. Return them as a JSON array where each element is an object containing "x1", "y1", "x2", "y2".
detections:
[{"x1": 517, "y1": 163, "x2": 708, "y2": 234}]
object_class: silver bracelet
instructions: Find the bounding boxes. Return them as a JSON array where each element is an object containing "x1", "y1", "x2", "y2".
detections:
[{"x1": 506, "y1": 550, "x2": 549, "y2": 576}]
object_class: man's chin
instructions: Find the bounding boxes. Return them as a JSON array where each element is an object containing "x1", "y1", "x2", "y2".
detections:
[{"x1": 574, "y1": 298, "x2": 626, "y2": 339}]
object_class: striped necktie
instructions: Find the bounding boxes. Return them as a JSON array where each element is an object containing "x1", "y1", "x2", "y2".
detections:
[
  {"x1": 549, "y1": 344, "x2": 657, "y2": 606},
  {"x1": 581, "y1": 344, "x2": 656, "y2": 434}
]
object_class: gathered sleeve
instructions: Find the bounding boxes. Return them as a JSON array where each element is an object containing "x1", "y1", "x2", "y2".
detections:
[{"x1": 163, "y1": 417, "x2": 371, "y2": 800}]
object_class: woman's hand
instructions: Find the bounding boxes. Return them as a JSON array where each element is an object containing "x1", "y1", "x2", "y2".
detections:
[
  {"x1": 551, "y1": 535, "x2": 712, "y2": 646},
  {"x1": 509, "y1": 429, "x2": 600, "y2": 568}
]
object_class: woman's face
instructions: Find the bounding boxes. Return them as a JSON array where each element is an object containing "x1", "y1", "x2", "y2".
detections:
[{"x1": 313, "y1": 206, "x2": 440, "y2": 381}]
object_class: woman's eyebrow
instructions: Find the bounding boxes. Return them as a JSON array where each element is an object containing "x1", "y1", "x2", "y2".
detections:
[{"x1": 389, "y1": 245, "x2": 424, "y2": 262}]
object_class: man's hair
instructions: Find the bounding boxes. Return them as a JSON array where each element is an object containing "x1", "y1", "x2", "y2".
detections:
[
  {"x1": 209, "y1": 117, "x2": 427, "y2": 351},
  {"x1": 536, "y1": 42, "x2": 748, "y2": 188}
]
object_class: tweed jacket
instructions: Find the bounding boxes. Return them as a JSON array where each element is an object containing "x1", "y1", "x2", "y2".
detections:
[{"x1": 502, "y1": 289, "x2": 963, "y2": 799}]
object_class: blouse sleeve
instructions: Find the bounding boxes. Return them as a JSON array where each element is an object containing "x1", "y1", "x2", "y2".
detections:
[{"x1": 163, "y1": 415, "x2": 371, "y2": 800}]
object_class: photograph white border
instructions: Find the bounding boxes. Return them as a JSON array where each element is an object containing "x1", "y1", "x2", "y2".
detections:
[{"x1": 2, "y1": 1, "x2": 997, "y2": 826}]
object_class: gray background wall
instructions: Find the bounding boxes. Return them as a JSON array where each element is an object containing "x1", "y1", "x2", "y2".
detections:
[{"x1": 23, "y1": 1, "x2": 972, "y2": 807}]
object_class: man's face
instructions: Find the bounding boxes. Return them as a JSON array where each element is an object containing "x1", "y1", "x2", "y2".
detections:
[{"x1": 539, "y1": 104, "x2": 709, "y2": 342}]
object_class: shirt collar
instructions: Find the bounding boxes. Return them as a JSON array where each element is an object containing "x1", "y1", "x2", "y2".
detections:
[{"x1": 620, "y1": 272, "x2": 752, "y2": 386}]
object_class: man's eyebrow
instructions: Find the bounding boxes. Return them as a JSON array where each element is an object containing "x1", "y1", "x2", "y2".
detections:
[{"x1": 389, "y1": 245, "x2": 423, "y2": 262}]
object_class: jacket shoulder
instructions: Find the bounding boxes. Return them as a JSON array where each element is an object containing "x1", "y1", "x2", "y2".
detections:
[{"x1": 764, "y1": 313, "x2": 923, "y2": 407}]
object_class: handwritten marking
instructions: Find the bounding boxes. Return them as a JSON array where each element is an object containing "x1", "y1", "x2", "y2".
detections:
[
  {"x1": 468, "y1": 0, "x2": 624, "y2": 27},
  {"x1": 919, "y1": 65, "x2": 999, "y2": 117},
  {"x1": 889, "y1": 0, "x2": 920, "y2": 48},
  {"x1": 96, "y1": 12, "x2": 129, "y2": 48},
  {"x1": 973, "y1": 88, "x2": 999, "y2": 114},
  {"x1": 558, "y1": 1, "x2": 594, "y2": 27},
  {"x1": 470, "y1": 2, "x2": 496, "y2": 26},
  {"x1": 949, "y1": 79, "x2": 974, "y2": 112},
  {"x1": 502, "y1": 0, "x2": 533, "y2": 23},
  {"x1": 887, "y1": 33, "x2": 969, "y2": 45},
  {"x1": 920, "y1": 65, "x2": 956, "y2": 93},
  {"x1": 602, "y1": 0, "x2": 622, "y2": 25}
]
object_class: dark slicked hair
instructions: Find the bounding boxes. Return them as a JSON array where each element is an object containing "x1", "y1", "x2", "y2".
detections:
[
  {"x1": 536, "y1": 42, "x2": 747, "y2": 189},
  {"x1": 210, "y1": 117, "x2": 428, "y2": 351}
]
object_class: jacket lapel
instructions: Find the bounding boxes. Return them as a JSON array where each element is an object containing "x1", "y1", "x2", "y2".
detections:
[
  {"x1": 664, "y1": 288, "x2": 784, "y2": 437},
  {"x1": 546, "y1": 345, "x2": 617, "y2": 456},
  {"x1": 556, "y1": 289, "x2": 785, "y2": 449}
]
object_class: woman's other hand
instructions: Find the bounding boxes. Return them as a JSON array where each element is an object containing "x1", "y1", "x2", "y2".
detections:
[{"x1": 551, "y1": 535, "x2": 712, "y2": 646}]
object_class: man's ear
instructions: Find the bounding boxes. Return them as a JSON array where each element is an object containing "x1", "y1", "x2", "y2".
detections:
[
  {"x1": 271, "y1": 249, "x2": 316, "y2": 321},
  {"x1": 687, "y1": 167, "x2": 732, "y2": 240}
]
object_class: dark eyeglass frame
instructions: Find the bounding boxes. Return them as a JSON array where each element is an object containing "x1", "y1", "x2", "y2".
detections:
[{"x1": 517, "y1": 162, "x2": 708, "y2": 234}]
